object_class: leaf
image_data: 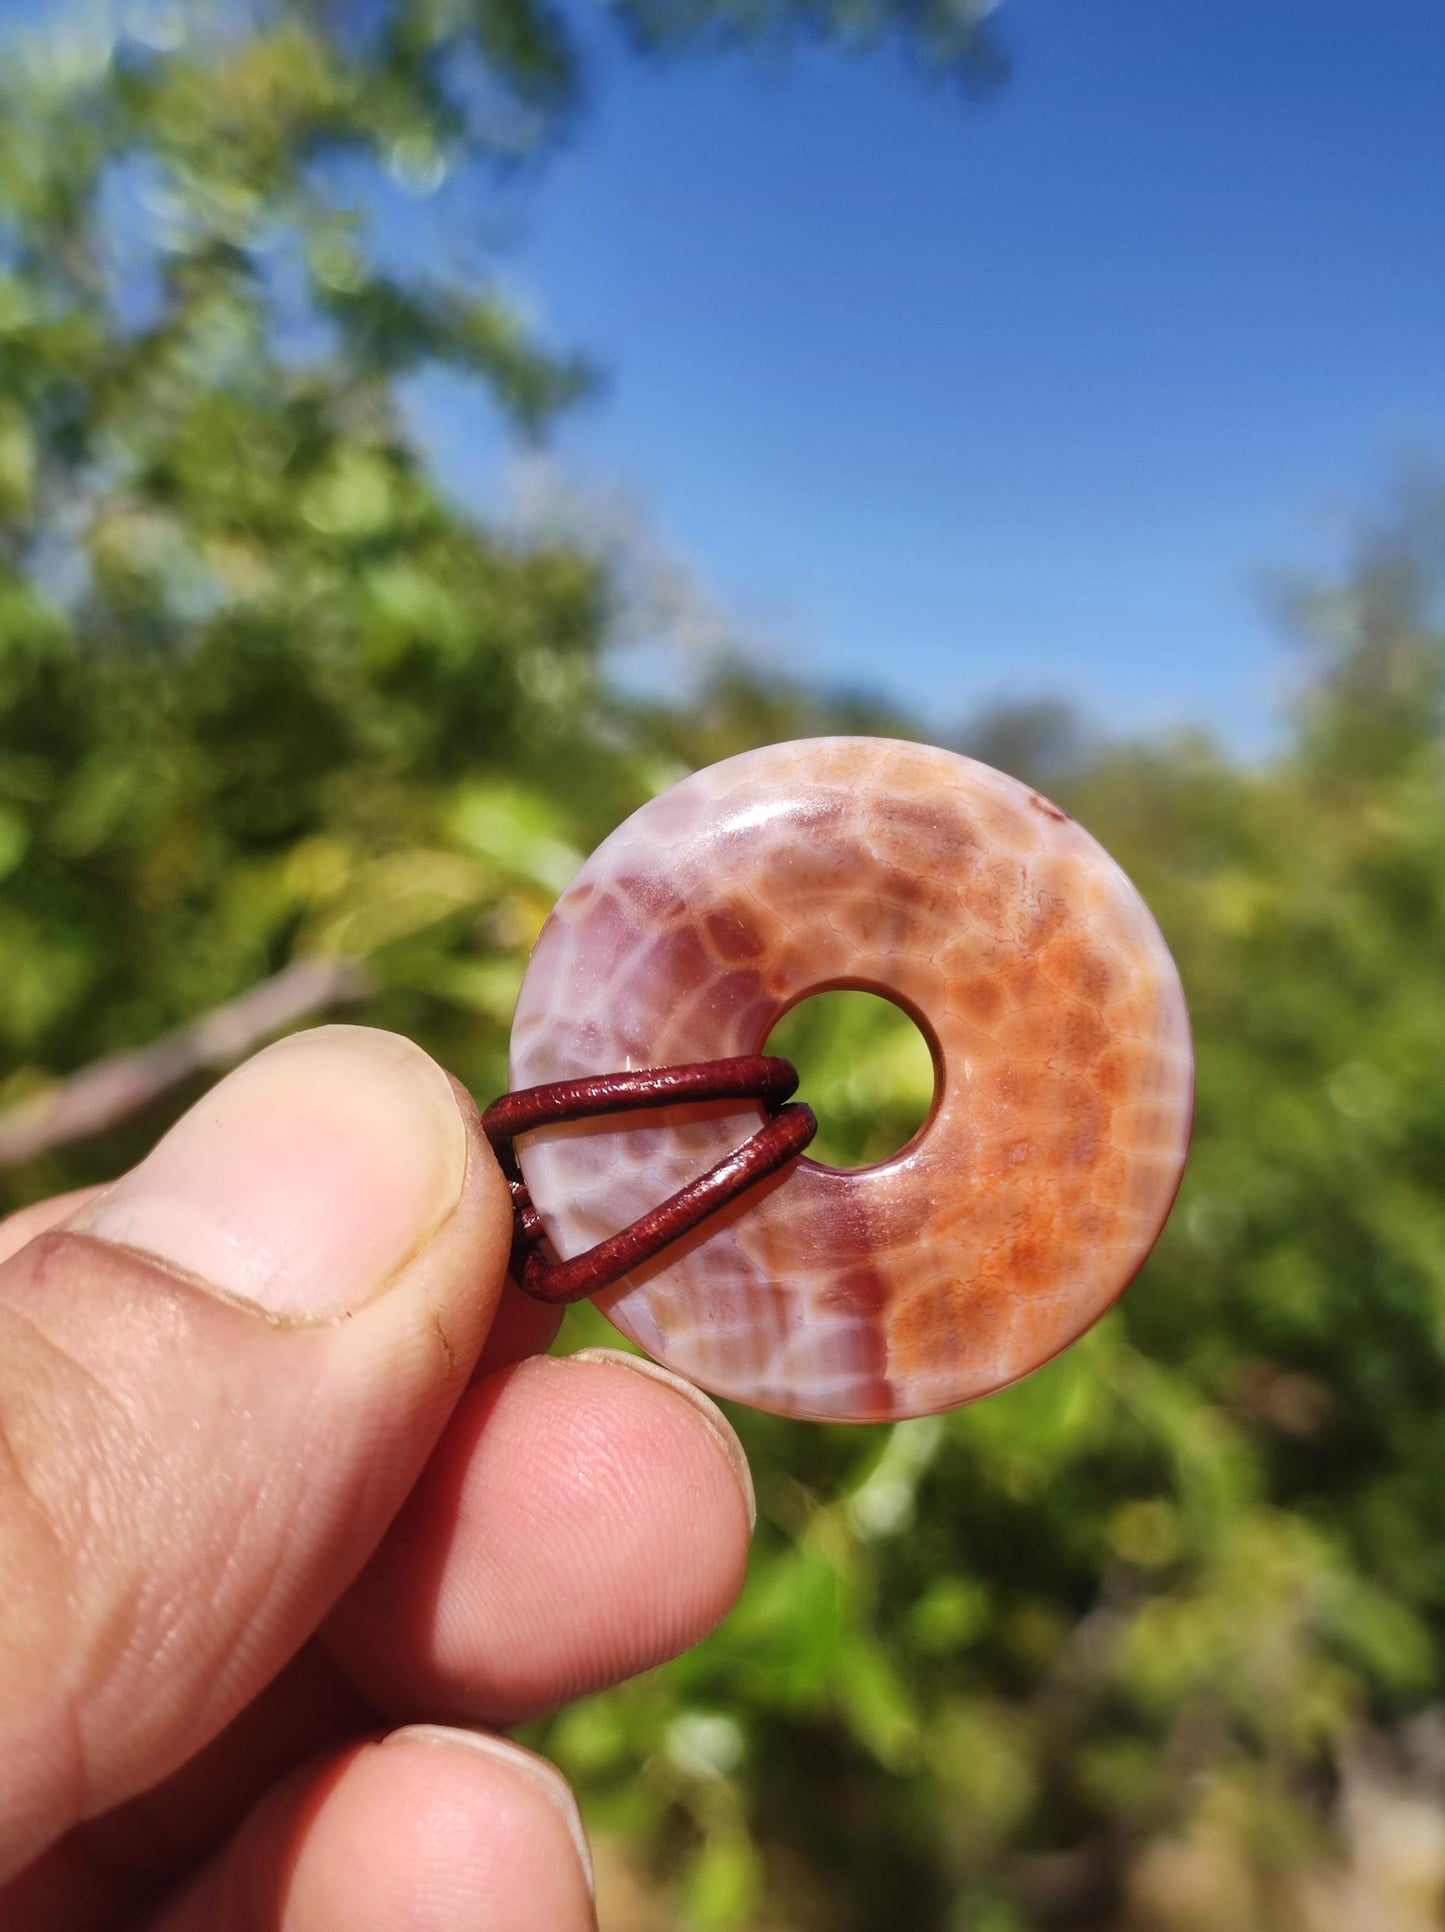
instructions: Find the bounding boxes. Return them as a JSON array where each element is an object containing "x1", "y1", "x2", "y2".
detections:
[
  {"x1": 446, "y1": 779, "x2": 582, "y2": 894},
  {"x1": 681, "y1": 1826, "x2": 764, "y2": 1931}
]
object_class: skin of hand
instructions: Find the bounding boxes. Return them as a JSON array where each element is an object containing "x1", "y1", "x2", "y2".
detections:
[{"x1": 0, "y1": 1026, "x2": 757, "y2": 1931}]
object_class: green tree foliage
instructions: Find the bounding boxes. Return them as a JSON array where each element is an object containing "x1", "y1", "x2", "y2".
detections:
[
  {"x1": 4, "y1": 7, "x2": 1445, "y2": 1931},
  {"x1": 0, "y1": 0, "x2": 1003, "y2": 1189},
  {"x1": 0, "y1": 0, "x2": 637, "y2": 1184},
  {"x1": 545, "y1": 492, "x2": 1445, "y2": 1932}
]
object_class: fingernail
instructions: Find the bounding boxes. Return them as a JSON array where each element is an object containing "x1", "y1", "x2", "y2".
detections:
[
  {"x1": 570, "y1": 1347, "x2": 756, "y2": 1534},
  {"x1": 390, "y1": 1726, "x2": 595, "y2": 1897},
  {"x1": 69, "y1": 1026, "x2": 468, "y2": 1322}
]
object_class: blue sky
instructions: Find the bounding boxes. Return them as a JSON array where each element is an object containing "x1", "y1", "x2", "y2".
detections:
[
  {"x1": 408, "y1": 0, "x2": 1445, "y2": 752},
  {"x1": 7, "y1": 0, "x2": 1443, "y2": 751}
]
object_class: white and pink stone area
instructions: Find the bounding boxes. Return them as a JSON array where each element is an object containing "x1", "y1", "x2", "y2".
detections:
[{"x1": 509, "y1": 737, "x2": 1193, "y2": 1423}]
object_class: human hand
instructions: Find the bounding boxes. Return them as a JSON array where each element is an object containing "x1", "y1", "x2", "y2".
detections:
[{"x1": 0, "y1": 1026, "x2": 755, "y2": 1929}]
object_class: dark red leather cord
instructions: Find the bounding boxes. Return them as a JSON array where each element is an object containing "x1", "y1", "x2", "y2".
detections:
[{"x1": 481, "y1": 1056, "x2": 817, "y2": 1305}]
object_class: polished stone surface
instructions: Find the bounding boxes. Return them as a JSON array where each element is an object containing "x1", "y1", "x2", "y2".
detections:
[{"x1": 511, "y1": 738, "x2": 1193, "y2": 1421}]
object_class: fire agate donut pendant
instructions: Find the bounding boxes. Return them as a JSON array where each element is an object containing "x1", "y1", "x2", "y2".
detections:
[{"x1": 509, "y1": 738, "x2": 1193, "y2": 1422}]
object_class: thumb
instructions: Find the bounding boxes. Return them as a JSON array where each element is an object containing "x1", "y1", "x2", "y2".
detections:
[{"x1": 0, "y1": 1025, "x2": 512, "y2": 1879}]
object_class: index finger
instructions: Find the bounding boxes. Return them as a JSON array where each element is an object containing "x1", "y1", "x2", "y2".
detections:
[{"x1": 323, "y1": 1347, "x2": 756, "y2": 1725}]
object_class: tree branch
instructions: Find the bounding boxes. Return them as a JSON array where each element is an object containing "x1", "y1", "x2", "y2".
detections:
[{"x1": 0, "y1": 956, "x2": 372, "y2": 1168}]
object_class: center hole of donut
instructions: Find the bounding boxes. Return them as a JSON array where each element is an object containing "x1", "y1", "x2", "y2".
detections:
[{"x1": 764, "y1": 990, "x2": 935, "y2": 1169}]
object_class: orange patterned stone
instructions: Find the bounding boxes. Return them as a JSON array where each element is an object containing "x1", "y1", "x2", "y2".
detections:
[{"x1": 510, "y1": 738, "x2": 1193, "y2": 1421}]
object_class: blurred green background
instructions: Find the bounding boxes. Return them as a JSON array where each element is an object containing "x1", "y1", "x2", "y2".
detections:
[{"x1": 3, "y1": 5, "x2": 1445, "y2": 1929}]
